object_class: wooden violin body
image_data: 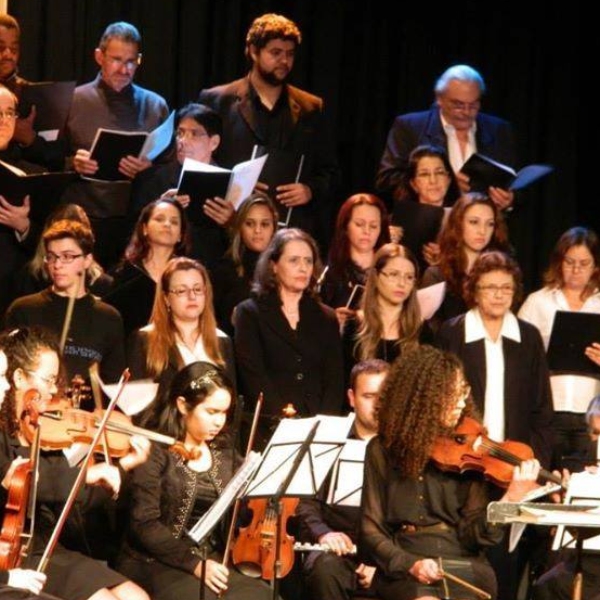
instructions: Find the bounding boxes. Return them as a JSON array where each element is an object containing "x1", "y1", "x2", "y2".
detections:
[
  {"x1": 232, "y1": 497, "x2": 299, "y2": 580},
  {"x1": 430, "y1": 416, "x2": 561, "y2": 488}
]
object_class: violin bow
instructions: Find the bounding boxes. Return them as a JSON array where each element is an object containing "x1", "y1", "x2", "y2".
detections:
[
  {"x1": 58, "y1": 270, "x2": 85, "y2": 354},
  {"x1": 221, "y1": 392, "x2": 264, "y2": 567},
  {"x1": 89, "y1": 363, "x2": 111, "y2": 465},
  {"x1": 437, "y1": 557, "x2": 491, "y2": 600},
  {"x1": 36, "y1": 369, "x2": 130, "y2": 573}
]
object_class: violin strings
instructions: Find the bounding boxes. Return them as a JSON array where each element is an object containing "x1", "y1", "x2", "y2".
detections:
[{"x1": 477, "y1": 440, "x2": 522, "y2": 466}]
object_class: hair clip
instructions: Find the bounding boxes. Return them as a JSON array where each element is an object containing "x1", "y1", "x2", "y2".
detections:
[{"x1": 189, "y1": 370, "x2": 219, "y2": 390}]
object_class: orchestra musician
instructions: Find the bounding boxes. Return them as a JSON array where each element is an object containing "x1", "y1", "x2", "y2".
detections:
[
  {"x1": 117, "y1": 361, "x2": 274, "y2": 600},
  {"x1": 0, "y1": 326, "x2": 150, "y2": 600},
  {"x1": 360, "y1": 345, "x2": 542, "y2": 600}
]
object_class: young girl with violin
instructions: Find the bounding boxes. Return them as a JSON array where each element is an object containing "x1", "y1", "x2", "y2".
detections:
[
  {"x1": 117, "y1": 361, "x2": 273, "y2": 600},
  {"x1": 360, "y1": 345, "x2": 542, "y2": 600},
  {"x1": 0, "y1": 327, "x2": 151, "y2": 600}
]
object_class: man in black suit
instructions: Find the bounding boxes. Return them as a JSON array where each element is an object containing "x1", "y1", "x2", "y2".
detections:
[
  {"x1": 198, "y1": 13, "x2": 339, "y2": 250},
  {"x1": 377, "y1": 64, "x2": 516, "y2": 210}
]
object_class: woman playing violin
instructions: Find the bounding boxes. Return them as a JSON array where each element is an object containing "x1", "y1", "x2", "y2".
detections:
[
  {"x1": 117, "y1": 361, "x2": 274, "y2": 600},
  {"x1": 360, "y1": 345, "x2": 542, "y2": 600},
  {"x1": 0, "y1": 327, "x2": 151, "y2": 600}
]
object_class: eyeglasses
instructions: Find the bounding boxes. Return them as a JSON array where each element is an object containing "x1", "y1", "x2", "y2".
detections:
[
  {"x1": 446, "y1": 99, "x2": 481, "y2": 113},
  {"x1": 415, "y1": 169, "x2": 449, "y2": 180},
  {"x1": 378, "y1": 270, "x2": 416, "y2": 284},
  {"x1": 43, "y1": 252, "x2": 84, "y2": 265},
  {"x1": 175, "y1": 128, "x2": 209, "y2": 141},
  {"x1": 103, "y1": 53, "x2": 141, "y2": 70},
  {"x1": 168, "y1": 286, "x2": 206, "y2": 298},
  {"x1": 563, "y1": 258, "x2": 594, "y2": 271},
  {"x1": 0, "y1": 109, "x2": 17, "y2": 121},
  {"x1": 25, "y1": 370, "x2": 58, "y2": 388},
  {"x1": 476, "y1": 284, "x2": 515, "y2": 295}
]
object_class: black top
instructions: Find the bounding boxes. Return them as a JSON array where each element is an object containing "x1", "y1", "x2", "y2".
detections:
[
  {"x1": 5, "y1": 288, "x2": 126, "y2": 385},
  {"x1": 234, "y1": 290, "x2": 345, "y2": 417},
  {"x1": 359, "y1": 437, "x2": 503, "y2": 577}
]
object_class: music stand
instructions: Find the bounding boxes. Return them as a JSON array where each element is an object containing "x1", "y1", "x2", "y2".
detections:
[
  {"x1": 326, "y1": 438, "x2": 368, "y2": 507},
  {"x1": 244, "y1": 414, "x2": 353, "y2": 600}
]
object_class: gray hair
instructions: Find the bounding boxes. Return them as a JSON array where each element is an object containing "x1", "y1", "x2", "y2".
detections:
[{"x1": 434, "y1": 64, "x2": 486, "y2": 95}]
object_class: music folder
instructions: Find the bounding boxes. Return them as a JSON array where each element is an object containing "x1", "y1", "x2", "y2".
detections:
[{"x1": 546, "y1": 310, "x2": 600, "y2": 377}]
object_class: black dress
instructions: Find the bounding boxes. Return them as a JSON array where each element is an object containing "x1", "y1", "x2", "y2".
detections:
[
  {"x1": 0, "y1": 432, "x2": 127, "y2": 600},
  {"x1": 360, "y1": 437, "x2": 502, "y2": 600},
  {"x1": 117, "y1": 438, "x2": 274, "y2": 600}
]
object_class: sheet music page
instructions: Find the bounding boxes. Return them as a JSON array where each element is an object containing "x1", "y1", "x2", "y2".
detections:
[
  {"x1": 246, "y1": 415, "x2": 354, "y2": 497},
  {"x1": 326, "y1": 438, "x2": 368, "y2": 507},
  {"x1": 417, "y1": 282, "x2": 446, "y2": 321},
  {"x1": 141, "y1": 111, "x2": 175, "y2": 161},
  {"x1": 227, "y1": 154, "x2": 268, "y2": 209}
]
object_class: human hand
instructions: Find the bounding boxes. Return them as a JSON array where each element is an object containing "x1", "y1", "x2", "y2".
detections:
[
  {"x1": 409, "y1": 558, "x2": 443, "y2": 584},
  {"x1": 276, "y1": 183, "x2": 312, "y2": 207},
  {"x1": 85, "y1": 462, "x2": 121, "y2": 496},
  {"x1": 389, "y1": 225, "x2": 403, "y2": 244},
  {"x1": 489, "y1": 187, "x2": 514, "y2": 210},
  {"x1": 355, "y1": 563, "x2": 376, "y2": 588},
  {"x1": 456, "y1": 171, "x2": 471, "y2": 193},
  {"x1": 73, "y1": 149, "x2": 99, "y2": 176},
  {"x1": 162, "y1": 188, "x2": 191, "y2": 208},
  {"x1": 1, "y1": 457, "x2": 29, "y2": 490},
  {"x1": 118, "y1": 155, "x2": 152, "y2": 179},
  {"x1": 502, "y1": 458, "x2": 541, "y2": 502},
  {"x1": 119, "y1": 435, "x2": 151, "y2": 472},
  {"x1": 0, "y1": 194, "x2": 30, "y2": 234},
  {"x1": 585, "y1": 342, "x2": 600, "y2": 366},
  {"x1": 13, "y1": 105, "x2": 37, "y2": 147},
  {"x1": 204, "y1": 196, "x2": 235, "y2": 226},
  {"x1": 194, "y1": 559, "x2": 229, "y2": 594},
  {"x1": 423, "y1": 242, "x2": 441, "y2": 266},
  {"x1": 334, "y1": 307, "x2": 355, "y2": 330},
  {"x1": 318, "y1": 531, "x2": 355, "y2": 556},
  {"x1": 7, "y1": 569, "x2": 47, "y2": 594},
  {"x1": 254, "y1": 181, "x2": 270, "y2": 194}
]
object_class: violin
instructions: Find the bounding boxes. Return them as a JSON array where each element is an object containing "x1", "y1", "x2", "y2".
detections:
[
  {"x1": 0, "y1": 390, "x2": 42, "y2": 570},
  {"x1": 231, "y1": 496, "x2": 299, "y2": 579},
  {"x1": 430, "y1": 416, "x2": 562, "y2": 488},
  {"x1": 20, "y1": 400, "x2": 197, "y2": 461}
]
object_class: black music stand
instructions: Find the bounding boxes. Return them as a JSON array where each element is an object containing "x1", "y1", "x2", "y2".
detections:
[{"x1": 244, "y1": 414, "x2": 353, "y2": 600}]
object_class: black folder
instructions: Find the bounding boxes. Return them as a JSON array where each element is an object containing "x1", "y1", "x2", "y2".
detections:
[{"x1": 546, "y1": 310, "x2": 600, "y2": 378}]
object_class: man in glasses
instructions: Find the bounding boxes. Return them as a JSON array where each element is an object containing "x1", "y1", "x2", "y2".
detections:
[
  {"x1": 62, "y1": 21, "x2": 169, "y2": 268},
  {"x1": 5, "y1": 219, "x2": 126, "y2": 387},
  {"x1": 377, "y1": 64, "x2": 516, "y2": 210}
]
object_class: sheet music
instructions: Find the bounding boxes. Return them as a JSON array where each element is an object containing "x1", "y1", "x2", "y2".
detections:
[
  {"x1": 188, "y1": 452, "x2": 262, "y2": 544},
  {"x1": 246, "y1": 415, "x2": 354, "y2": 498},
  {"x1": 417, "y1": 282, "x2": 446, "y2": 320},
  {"x1": 326, "y1": 437, "x2": 368, "y2": 507}
]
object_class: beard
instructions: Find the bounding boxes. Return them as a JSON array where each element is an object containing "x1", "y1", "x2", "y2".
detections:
[{"x1": 256, "y1": 63, "x2": 290, "y2": 87}]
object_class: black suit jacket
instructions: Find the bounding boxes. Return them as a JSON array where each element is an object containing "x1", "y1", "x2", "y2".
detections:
[
  {"x1": 376, "y1": 107, "x2": 516, "y2": 198},
  {"x1": 234, "y1": 291, "x2": 344, "y2": 418},
  {"x1": 199, "y1": 77, "x2": 339, "y2": 243},
  {"x1": 437, "y1": 313, "x2": 554, "y2": 468}
]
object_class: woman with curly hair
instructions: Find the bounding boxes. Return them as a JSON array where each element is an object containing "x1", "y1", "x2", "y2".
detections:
[
  {"x1": 234, "y1": 228, "x2": 344, "y2": 447},
  {"x1": 342, "y1": 243, "x2": 431, "y2": 374},
  {"x1": 519, "y1": 226, "x2": 600, "y2": 468},
  {"x1": 320, "y1": 193, "x2": 390, "y2": 326},
  {"x1": 360, "y1": 344, "x2": 541, "y2": 600},
  {"x1": 105, "y1": 198, "x2": 190, "y2": 336},
  {"x1": 421, "y1": 194, "x2": 509, "y2": 331},
  {"x1": 211, "y1": 193, "x2": 278, "y2": 336}
]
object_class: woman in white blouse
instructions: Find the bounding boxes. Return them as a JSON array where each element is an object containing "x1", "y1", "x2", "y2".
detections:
[
  {"x1": 127, "y1": 257, "x2": 235, "y2": 414},
  {"x1": 519, "y1": 226, "x2": 600, "y2": 468}
]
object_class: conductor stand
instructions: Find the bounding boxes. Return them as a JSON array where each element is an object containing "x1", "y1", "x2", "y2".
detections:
[{"x1": 242, "y1": 414, "x2": 353, "y2": 600}]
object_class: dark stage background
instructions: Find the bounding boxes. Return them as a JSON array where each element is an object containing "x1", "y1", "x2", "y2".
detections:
[{"x1": 9, "y1": 0, "x2": 581, "y2": 291}]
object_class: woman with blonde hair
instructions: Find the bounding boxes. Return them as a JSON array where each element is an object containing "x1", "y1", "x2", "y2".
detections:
[
  {"x1": 127, "y1": 257, "x2": 234, "y2": 416},
  {"x1": 343, "y1": 243, "x2": 431, "y2": 372}
]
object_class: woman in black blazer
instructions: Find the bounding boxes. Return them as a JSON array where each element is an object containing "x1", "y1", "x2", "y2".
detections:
[
  {"x1": 234, "y1": 228, "x2": 344, "y2": 447},
  {"x1": 437, "y1": 251, "x2": 553, "y2": 468}
]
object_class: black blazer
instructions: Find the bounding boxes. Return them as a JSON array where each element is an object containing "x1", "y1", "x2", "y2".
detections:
[
  {"x1": 437, "y1": 313, "x2": 554, "y2": 468},
  {"x1": 234, "y1": 291, "x2": 344, "y2": 417},
  {"x1": 199, "y1": 77, "x2": 339, "y2": 242},
  {"x1": 376, "y1": 107, "x2": 516, "y2": 199}
]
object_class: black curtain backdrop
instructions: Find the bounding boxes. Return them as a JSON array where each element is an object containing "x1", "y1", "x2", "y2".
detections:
[{"x1": 9, "y1": 0, "x2": 581, "y2": 291}]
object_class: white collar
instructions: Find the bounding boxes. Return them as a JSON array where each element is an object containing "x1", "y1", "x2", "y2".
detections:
[
  {"x1": 464, "y1": 308, "x2": 521, "y2": 343},
  {"x1": 440, "y1": 110, "x2": 478, "y2": 136}
]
